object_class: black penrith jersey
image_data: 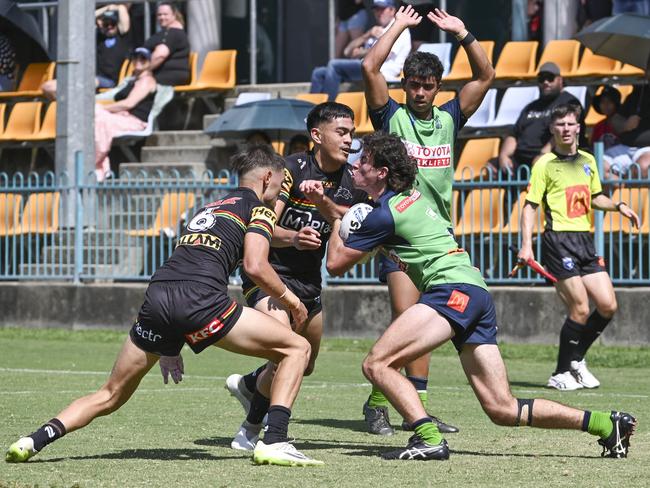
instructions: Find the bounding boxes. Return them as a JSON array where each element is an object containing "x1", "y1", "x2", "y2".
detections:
[
  {"x1": 152, "y1": 187, "x2": 276, "y2": 290},
  {"x1": 271, "y1": 151, "x2": 368, "y2": 283}
]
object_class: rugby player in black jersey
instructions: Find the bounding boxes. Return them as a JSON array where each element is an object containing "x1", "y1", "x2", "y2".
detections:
[
  {"x1": 6, "y1": 145, "x2": 323, "y2": 467},
  {"x1": 225, "y1": 102, "x2": 369, "y2": 451}
]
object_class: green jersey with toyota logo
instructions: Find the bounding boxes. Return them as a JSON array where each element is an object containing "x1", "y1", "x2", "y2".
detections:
[{"x1": 369, "y1": 97, "x2": 466, "y2": 227}]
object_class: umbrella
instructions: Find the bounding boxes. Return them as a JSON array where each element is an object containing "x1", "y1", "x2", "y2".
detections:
[
  {"x1": 575, "y1": 13, "x2": 650, "y2": 71},
  {"x1": 205, "y1": 98, "x2": 315, "y2": 139},
  {"x1": 0, "y1": 0, "x2": 50, "y2": 63}
]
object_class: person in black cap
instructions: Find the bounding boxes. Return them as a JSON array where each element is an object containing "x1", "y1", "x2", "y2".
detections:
[
  {"x1": 590, "y1": 86, "x2": 625, "y2": 151},
  {"x1": 497, "y1": 61, "x2": 585, "y2": 175}
]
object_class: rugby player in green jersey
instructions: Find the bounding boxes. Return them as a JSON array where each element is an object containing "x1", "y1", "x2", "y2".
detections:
[
  {"x1": 519, "y1": 104, "x2": 640, "y2": 391},
  {"x1": 358, "y1": 4, "x2": 495, "y2": 435},
  {"x1": 326, "y1": 131, "x2": 636, "y2": 460}
]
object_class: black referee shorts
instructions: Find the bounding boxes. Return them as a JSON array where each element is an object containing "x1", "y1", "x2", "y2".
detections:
[
  {"x1": 130, "y1": 280, "x2": 243, "y2": 356},
  {"x1": 542, "y1": 231, "x2": 606, "y2": 280}
]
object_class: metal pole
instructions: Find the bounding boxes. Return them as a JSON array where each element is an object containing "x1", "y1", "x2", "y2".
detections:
[
  {"x1": 277, "y1": 0, "x2": 284, "y2": 82},
  {"x1": 328, "y1": 0, "x2": 335, "y2": 60},
  {"x1": 250, "y1": 0, "x2": 257, "y2": 85},
  {"x1": 439, "y1": 0, "x2": 447, "y2": 43},
  {"x1": 144, "y1": 0, "x2": 152, "y2": 38},
  {"x1": 74, "y1": 151, "x2": 84, "y2": 284},
  {"x1": 594, "y1": 141, "x2": 605, "y2": 257}
]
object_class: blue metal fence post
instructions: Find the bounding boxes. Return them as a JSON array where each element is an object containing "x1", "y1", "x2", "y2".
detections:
[
  {"x1": 594, "y1": 141, "x2": 605, "y2": 257},
  {"x1": 74, "y1": 151, "x2": 84, "y2": 284}
]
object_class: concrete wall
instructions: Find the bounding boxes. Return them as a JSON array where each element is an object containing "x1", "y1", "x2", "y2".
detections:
[{"x1": 1, "y1": 283, "x2": 648, "y2": 345}]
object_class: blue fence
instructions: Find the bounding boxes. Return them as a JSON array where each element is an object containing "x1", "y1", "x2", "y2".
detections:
[{"x1": 1, "y1": 156, "x2": 649, "y2": 285}]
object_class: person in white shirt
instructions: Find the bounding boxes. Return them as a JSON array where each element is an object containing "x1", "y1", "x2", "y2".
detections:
[{"x1": 310, "y1": 0, "x2": 411, "y2": 100}]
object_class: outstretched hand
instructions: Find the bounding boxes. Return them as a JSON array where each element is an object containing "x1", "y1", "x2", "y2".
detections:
[
  {"x1": 427, "y1": 8, "x2": 465, "y2": 35},
  {"x1": 160, "y1": 354, "x2": 184, "y2": 384},
  {"x1": 394, "y1": 5, "x2": 422, "y2": 28}
]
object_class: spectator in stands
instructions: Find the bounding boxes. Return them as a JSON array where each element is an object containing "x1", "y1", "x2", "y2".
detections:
[
  {"x1": 577, "y1": 0, "x2": 612, "y2": 29},
  {"x1": 310, "y1": 0, "x2": 411, "y2": 101},
  {"x1": 143, "y1": 2, "x2": 190, "y2": 86},
  {"x1": 496, "y1": 62, "x2": 584, "y2": 176},
  {"x1": 94, "y1": 47, "x2": 157, "y2": 181},
  {"x1": 42, "y1": 5, "x2": 131, "y2": 99},
  {"x1": 287, "y1": 134, "x2": 310, "y2": 155},
  {"x1": 0, "y1": 32, "x2": 16, "y2": 91},
  {"x1": 245, "y1": 131, "x2": 272, "y2": 147},
  {"x1": 590, "y1": 85, "x2": 626, "y2": 178},
  {"x1": 335, "y1": 0, "x2": 369, "y2": 58}
]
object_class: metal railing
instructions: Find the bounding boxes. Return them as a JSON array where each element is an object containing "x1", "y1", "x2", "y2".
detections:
[{"x1": 1, "y1": 156, "x2": 649, "y2": 285}]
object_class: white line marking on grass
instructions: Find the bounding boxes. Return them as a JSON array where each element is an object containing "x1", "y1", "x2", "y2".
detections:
[{"x1": 1, "y1": 367, "x2": 647, "y2": 399}]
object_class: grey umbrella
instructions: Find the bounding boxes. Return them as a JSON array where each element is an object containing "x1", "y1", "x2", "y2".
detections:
[
  {"x1": 0, "y1": 0, "x2": 50, "y2": 63},
  {"x1": 575, "y1": 13, "x2": 650, "y2": 71},
  {"x1": 204, "y1": 98, "x2": 315, "y2": 140}
]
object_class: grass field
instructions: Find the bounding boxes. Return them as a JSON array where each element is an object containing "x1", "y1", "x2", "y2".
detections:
[{"x1": 1, "y1": 328, "x2": 649, "y2": 488}]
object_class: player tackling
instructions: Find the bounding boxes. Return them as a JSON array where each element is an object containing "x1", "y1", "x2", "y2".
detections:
[{"x1": 327, "y1": 131, "x2": 637, "y2": 460}]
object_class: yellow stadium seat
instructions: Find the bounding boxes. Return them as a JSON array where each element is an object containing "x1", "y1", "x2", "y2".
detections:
[
  {"x1": 335, "y1": 92, "x2": 366, "y2": 132},
  {"x1": 388, "y1": 88, "x2": 406, "y2": 104},
  {"x1": 455, "y1": 138, "x2": 499, "y2": 181},
  {"x1": 23, "y1": 102, "x2": 56, "y2": 142},
  {"x1": 617, "y1": 64, "x2": 644, "y2": 76},
  {"x1": 435, "y1": 90, "x2": 456, "y2": 106},
  {"x1": 0, "y1": 101, "x2": 43, "y2": 141},
  {"x1": 444, "y1": 41, "x2": 495, "y2": 81},
  {"x1": 126, "y1": 192, "x2": 196, "y2": 237},
  {"x1": 174, "y1": 50, "x2": 237, "y2": 94},
  {"x1": 536, "y1": 40, "x2": 580, "y2": 76},
  {"x1": 454, "y1": 188, "x2": 504, "y2": 235},
  {"x1": 572, "y1": 48, "x2": 621, "y2": 77},
  {"x1": 271, "y1": 140, "x2": 285, "y2": 155},
  {"x1": 295, "y1": 93, "x2": 328, "y2": 105},
  {"x1": 0, "y1": 62, "x2": 55, "y2": 100},
  {"x1": 495, "y1": 41, "x2": 538, "y2": 79},
  {"x1": 0, "y1": 193, "x2": 23, "y2": 237},
  {"x1": 0, "y1": 103, "x2": 5, "y2": 135},
  {"x1": 15, "y1": 192, "x2": 60, "y2": 234},
  {"x1": 604, "y1": 188, "x2": 649, "y2": 234}
]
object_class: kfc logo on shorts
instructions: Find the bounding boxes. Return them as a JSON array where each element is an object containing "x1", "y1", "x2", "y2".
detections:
[
  {"x1": 185, "y1": 318, "x2": 226, "y2": 345},
  {"x1": 447, "y1": 290, "x2": 469, "y2": 313},
  {"x1": 562, "y1": 257, "x2": 575, "y2": 271}
]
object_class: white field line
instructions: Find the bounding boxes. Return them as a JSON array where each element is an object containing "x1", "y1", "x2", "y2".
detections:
[{"x1": 0, "y1": 367, "x2": 648, "y2": 399}]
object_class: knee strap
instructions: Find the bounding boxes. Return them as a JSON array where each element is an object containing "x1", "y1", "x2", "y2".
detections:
[{"x1": 516, "y1": 398, "x2": 534, "y2": 427}]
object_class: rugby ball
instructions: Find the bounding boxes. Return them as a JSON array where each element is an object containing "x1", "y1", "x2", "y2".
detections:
[{"x1": 339, "y1": 203, "x2": 373, "y2": 242}]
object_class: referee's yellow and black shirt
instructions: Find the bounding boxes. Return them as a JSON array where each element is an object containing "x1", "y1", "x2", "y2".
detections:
[{"x1": 526, "y1": 149, "x2": 602, "y2": 232}]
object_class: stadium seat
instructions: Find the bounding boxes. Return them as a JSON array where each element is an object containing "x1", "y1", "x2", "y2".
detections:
[
  {"x1": 174, "y1": 50, "x2": 237, "y2": 94},
  {"x1": 444, "y1": 41, "x2": 495, "y2": 81},
  {"x1": 388, "y1": 88, "x2": 406, "y2": 104},
  {"x1": 454, "y1": 187, "x2": 504, "y2": 235},
  {"x1": 572, "y1": 48, "x2": 621, "y2": 77},
  {"x1": 0, "y1": 193, "x2": 23, "y2": 237},
  {"x1": 417, "y1": 42, "x2": 452, "y2": 77},
  {"x1": 455, "y1": 138, "x2": 499, "y2": 181},
  {"x1": 15, "y1": 192, "x2": 60, "y2": 234},
  {"x1": 272, "y1": 140, "x2": 285, "y2": 155},
  {"x1": 335, "y1": 92, "x2": 367, "y2": 132},
  {"x1": 22, "y1": 102, "x2": 56, "y2": 142},
  {"x1": 464, "y1": 88, "x2": 496, "y2": 128},
  {"x1": 295, "y1": 93, "x2": 328, "y2": 105},
  {"x1": 489, "y1": 86, "x2": 539, "y2": 127},
  {"x1": 604, "y1": 188, "x2": 649, "y2": 234},
  {"x1": 235, "y1": 92, "x2": 272, "y2": 105},
  {"x1": 617, "y1": 64, "x2": 644, "y2": 76},
  {"x1": 494, "y1": 41, "x2": 539, "y2": 79},
  {"x1": 435, "y1": 90, "x2": 456, "y2": 106},
  {"x1": 563, "y1": 86, "x2": 587, "y2": 108},
  {"x1": 585, "y1": 84, "x2": 634, "y2": 127},
  {"x1": 536, "y1": 40, "x2": 580, "y2": 76},
  {"x1": 0, "y1": 101, "x2": 43, "y2": 142},
  {"x1": 0, "y1": 62, "x2": 55, "y2": 100},
  {"x1": 0, "y1": 103, "x2": 5, "y2": 135},
  {"x1": 126, "y1": 192, "x2": 196, "y2": 237}
]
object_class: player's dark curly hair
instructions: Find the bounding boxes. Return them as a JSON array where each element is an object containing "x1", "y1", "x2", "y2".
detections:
[
  {"x1": 551, "y1": 103, "x2": 582, "y2": 123},
  {"x1": 230, "y1": 144, "x2": 284, "y2": 177},
  {"x1": 361, "y1": 132, "x2": 417, "y2": 193},
  {"x1": 307, "y1": 102, "x2": 355, "y2": 131},
  {"x1": 403, "y1": 51, "x2": 444, "y2": 83}
]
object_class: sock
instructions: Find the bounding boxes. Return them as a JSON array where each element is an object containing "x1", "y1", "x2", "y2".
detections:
[
  {"x1": 413, "y1": 417, "x2": 442, "y2": 445},
  {"x1": 367, "y1": 385, "x2": 390, "y2": 408},
  {"x1": 30, "y1": 418, "x2": 66, "y2": 451},
  {"x1": 243, "y1": 365, "x2": 266, "y2": 394},
  {"x1": 576, "y1": 310, "x2": 611, "y2": 359},
  {"x1": 407, "y1": 376, "x2": 428, "y2": 405},
  {"x1": 585, "y1": 410, "x2": 614, "y2": 439},
  {"x1": 263, "y1": 405, "x2": 291, "y2": 445},
  {"x1": 245, "y1": 390, "x2": 270, "y2": 425},
  {"x1": 555, "y1": 317, "x2": 584, "y2": 374}
]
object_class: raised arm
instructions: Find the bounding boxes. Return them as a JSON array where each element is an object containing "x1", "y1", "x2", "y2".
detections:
[
  {"x1": 427, "y1": 9, "x2": 495, "y2": 118},
  {"x1": 362, "y1": 5, "x2": 422, "y2": 110}
]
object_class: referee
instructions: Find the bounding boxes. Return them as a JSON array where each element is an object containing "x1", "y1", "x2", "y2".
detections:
[{"x1": 519, "y1": 104, "x2": 640, "y2": 391}]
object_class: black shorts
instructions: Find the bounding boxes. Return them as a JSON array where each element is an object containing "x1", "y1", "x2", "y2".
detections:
[
  {"x1": 418, "y1": 283, "x2": 498, "y2": 353},
  {"x1": 241, "y1": 274, "x2": 322, "y2": 319},
  {"x1": 542, "y1": 231, "x2": 606, "y2": 280},
  {"x1": 130, "y1": 280, "x2": 243, "y2": 356}
]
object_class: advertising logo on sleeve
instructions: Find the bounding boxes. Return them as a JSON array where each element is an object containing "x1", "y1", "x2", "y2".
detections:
[{"x1": 402, "y1": 140, "x2": 451, "y2": 168}]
